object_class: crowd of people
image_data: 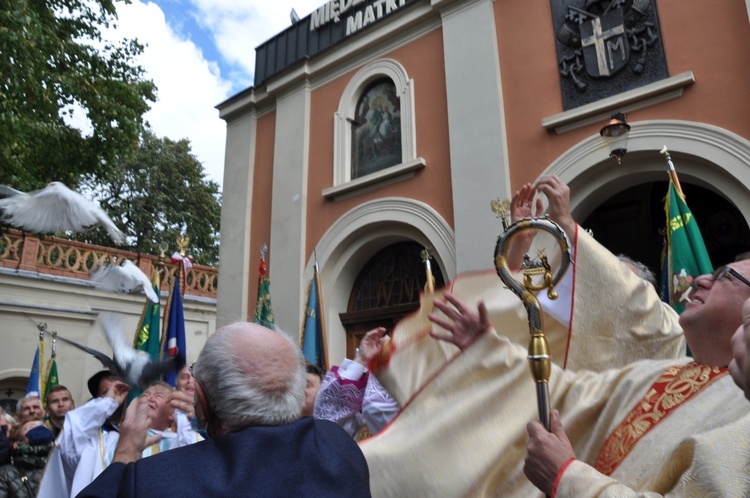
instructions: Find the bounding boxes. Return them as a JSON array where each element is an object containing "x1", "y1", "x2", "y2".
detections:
[{"x1": 2, "y1": 175, "x2": 750, "y2": 497}]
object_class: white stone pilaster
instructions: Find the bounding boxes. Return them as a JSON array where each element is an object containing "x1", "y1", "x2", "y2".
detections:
[
  {"x1": 440, "y1": 0, "x2": 510, "y2": 273},
  {"x1": 269, "y1": 84, "x2": 312, "y2": 340},
  {"x1": 216, "y1": 112, "x2": 257, "y2": 328}
]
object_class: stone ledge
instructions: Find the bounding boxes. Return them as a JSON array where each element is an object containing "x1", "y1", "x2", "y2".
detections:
[
  {"x1": 323, "y1": 158, "x2": 426, "y2": 201},
  {"x1": 542, "y1": 71, "x2": 695, "y2": 134}
]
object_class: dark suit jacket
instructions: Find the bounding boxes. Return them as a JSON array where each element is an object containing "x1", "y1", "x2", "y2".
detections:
[{"x1": 78, "y1": 418, "x2": 371, "y2": 497}]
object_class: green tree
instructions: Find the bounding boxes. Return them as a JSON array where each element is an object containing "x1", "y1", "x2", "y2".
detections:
[
  {"x1": 0, "y1": 0, "x2": 156, "y2": 190},
  {"x1": 77, "y1": 131, "x2": 222, "y2": 266}
]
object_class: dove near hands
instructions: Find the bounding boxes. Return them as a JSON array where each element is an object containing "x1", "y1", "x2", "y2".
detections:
[
  {"x1": 91, "y1": 260, "x2": 160, "y2": 303},
  {"x1": 0, "y1": 182, "x2": 125, "y2": 244},
  {"x1": 99, "y1": 313, "x2": 179, "y2": 388},
  {"x1": 47, "y1": 314, "x2": 179, "y2": 389}
]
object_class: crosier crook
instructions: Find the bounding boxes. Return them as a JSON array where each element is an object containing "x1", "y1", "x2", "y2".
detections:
[{"x1": 494, "y1": 217, "x2": 572, "y2": 431}]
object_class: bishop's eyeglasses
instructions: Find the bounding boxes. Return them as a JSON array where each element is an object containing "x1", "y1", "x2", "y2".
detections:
[{"x1": 712, "y1": 266, "x2": 750, "y2": 289}]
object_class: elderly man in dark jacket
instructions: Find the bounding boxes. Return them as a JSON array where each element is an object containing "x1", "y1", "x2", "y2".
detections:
[{"x1": 79, "y1": 322, "x2": 371, "y2": 497}]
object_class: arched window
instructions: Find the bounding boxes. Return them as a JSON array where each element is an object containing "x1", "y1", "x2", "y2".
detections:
[
  {"x1": 324, "y1": 59, "x2": 424, "y2": 200},
  {"x1": 351, "y1": 79, "x2": 402, "y2": 179}
]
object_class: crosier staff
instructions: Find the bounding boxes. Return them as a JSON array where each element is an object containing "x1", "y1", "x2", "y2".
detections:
[{"x1": 494, "y1": 217, "x2": 571, "y2": 431}]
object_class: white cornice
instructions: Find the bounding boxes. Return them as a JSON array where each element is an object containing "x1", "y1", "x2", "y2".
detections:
[
  {"x1": 542, "y1": 71, "x2": 695, "y2": 134},
  {"x1": 323, "y1": 158, "x2": 426, "y2": 200}
]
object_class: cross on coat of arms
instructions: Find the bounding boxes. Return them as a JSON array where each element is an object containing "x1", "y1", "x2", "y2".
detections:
[
  {"x1": 552, "y1": 0, "x2": 666, "y2": 105},
  {"x1": 580, "y1": 8, "x2": 629, "y2": 77}
]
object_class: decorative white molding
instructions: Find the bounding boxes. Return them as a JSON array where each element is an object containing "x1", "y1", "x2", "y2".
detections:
[
  {"x1": 544, "y1": 119, "x2": 750, "y2": 224},
  {"x1": 330, "y1": 58, "x2": 419, "y2": 197},
  {"x1": 0, "y1": 369, "x2": 32, "y2": 381},
  {"x1": 542, "y1": 71, "x2": 695, "y2": 134},
  {"x1": 323, "y1": 157, "x2": 425, "y2": 200},
  {"x1": 308, "y1": 197, "x2": 456, "y2": 363}
]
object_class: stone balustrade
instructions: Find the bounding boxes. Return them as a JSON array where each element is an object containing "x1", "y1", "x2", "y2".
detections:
[{"x1": 0, "y1": 229, "x2": 217, "y2": 298}]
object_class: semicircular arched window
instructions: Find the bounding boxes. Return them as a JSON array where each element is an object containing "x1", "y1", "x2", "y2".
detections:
[{"x1": 351, "y1": 79, "x2": 402, "y2": 179}]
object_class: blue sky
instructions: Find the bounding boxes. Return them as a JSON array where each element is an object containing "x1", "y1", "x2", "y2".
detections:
[{"x1": 106, "y1": 0, "x2": 330, "y2": 188}]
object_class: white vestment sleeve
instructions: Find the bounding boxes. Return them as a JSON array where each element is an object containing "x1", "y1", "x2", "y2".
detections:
[
  {"x1": 338, "y1": 359, "x2": 367, "y2": 380},
  {"x1": 58, "y1": 397, "x2": 118, "y2": 474},
  {"x1": 362, "y1": 375, "x2": 400, "y2": 434},
  {"x1": 174, "y1": 409, "x2": 203, "y2": 445},
  {"x1": 37, "y1": 445, "x2": 70, "y2": 498},
  {"x1": 39, "y1": 397, "x2": 119, "y2": 498}
]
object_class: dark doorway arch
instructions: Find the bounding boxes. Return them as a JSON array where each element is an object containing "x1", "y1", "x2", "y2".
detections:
[
  {"x1": 581, "y1": 181, "x2": 750, "y2": 277},
  {"x1": 339, "y1": 241, "x2": 445, "y2": 358}
]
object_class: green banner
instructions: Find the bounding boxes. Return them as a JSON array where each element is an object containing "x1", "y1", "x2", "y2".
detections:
[
  {"x1": 663, "y1": 181, "x2": 713, "y2": 314},
  {"x1": 127, "y1": 283, "x2": 161, "y2": 405},
  {"x1": 254, "y1": 276, "x2": 275, "y2": 329}
]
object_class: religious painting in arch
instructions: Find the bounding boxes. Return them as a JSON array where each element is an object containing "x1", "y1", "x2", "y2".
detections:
[
  {"x1": 581, "y1": 181, "x2": 750, "y2": 278},
  {"x1": 339, "y1": 241, "x2": 444, "y2": 358},
  {"x1": 351, "y1": 78, "x2": 402, "y2": 179}
]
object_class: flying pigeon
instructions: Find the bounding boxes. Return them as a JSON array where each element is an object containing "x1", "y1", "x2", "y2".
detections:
[
  {"x1": 47, "y1": 314, "x2": 179, "y2": 388},
  {"x1": 0, "y1": 185, "x2": 24, "y2": 200},
  {"x1": 90, "y1": 260, "x2": 160, "y2": 304},
  {"x1": 0, "y1": 182, "x2": 125, "y2": 244}
]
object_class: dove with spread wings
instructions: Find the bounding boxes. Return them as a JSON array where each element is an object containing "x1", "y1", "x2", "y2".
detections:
[
  {"x1": 47, "y1": 314, "x2": 179, "y2": 388},
  {"x1": 0, "y1": 182, "x2": 125, "y2": 244},
  {"x1": 90, "y1": 260, "x2": 160, "y2": 304}
]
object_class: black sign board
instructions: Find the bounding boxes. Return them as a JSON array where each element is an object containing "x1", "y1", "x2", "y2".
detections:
[{"x1": 254, "y1": 0, "x2": 420, "y2": 87}]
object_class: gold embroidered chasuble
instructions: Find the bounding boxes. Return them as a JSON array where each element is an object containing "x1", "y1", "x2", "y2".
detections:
[
  {"x1": 592, "y1": 362, "x2": 727, "y2": 476},
  {"x1": 358, "y1": 227, "x2": 706, "y2": 497},
  {"x1": 555, "y1": 368, "x2": 750, "y2": 497},
  {"x1": 362, "y1": 334, "x2": 750, "y2": 497}
]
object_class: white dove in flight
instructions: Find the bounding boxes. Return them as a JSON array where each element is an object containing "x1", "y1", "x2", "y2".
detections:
[
  {"x1": 90, "y1": 260, "x2": 160, "y2": 303},
  {"x1": 0, "y1": 181, "x2": 125, "y2": 244},
  {"x1": 48, "y1": 314, "x2": 178, "y2": 388}
]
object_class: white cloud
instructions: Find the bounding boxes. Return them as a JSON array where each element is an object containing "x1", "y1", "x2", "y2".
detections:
[
  {"x1": 188, "y1": 0, "x2": 328, "y2": 81},
  {"x1": 107, "y1": 1, "x2": 232, "y2": 188},
  {"x1": 98, "y1": 0, "x2": 330, "y2": 190}
]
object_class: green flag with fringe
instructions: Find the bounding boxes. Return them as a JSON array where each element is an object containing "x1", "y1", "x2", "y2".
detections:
[
  {"x1": 660, "y1": 180, "x2": 713, "y2": 315},
  {"x1": 127, "y1": 275, "x2": 161, "y2": 405}
]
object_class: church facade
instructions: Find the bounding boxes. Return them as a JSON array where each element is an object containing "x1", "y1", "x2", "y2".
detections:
[{"x1": 217, "y1": 0, "x2": 750, "y2": 363}]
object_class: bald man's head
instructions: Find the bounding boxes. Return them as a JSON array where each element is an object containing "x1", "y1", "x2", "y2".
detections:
[{"x1": 192, "y1": 322, "x2": 307, "y2": 433}]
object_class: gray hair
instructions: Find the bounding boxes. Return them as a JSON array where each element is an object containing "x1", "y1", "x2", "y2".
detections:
[
  {"x1": 16, "y1": 396, "x2": 41, "y2": 414},
  {"x1": 0, "y1": 407, "x2": 16, "y2": 427},
  {"x1": 617, "y1": 254, "x2": 657, "y2": 288},
  {"x1": 192, "y1": 322, "x2": 306, "y2": 432}
]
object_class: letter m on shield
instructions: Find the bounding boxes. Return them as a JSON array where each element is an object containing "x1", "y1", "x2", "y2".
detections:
[{"x1": 580, "y1": 9, "x2": 630, "y2": 77}]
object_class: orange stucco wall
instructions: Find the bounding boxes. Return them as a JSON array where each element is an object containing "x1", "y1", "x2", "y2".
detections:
[
  {"x1": 248, "y1": 110, "x2": 276, "y2": 312},
  {"x1": 305, "y1": 27, "x2": 453, "y2": 260},
  {"x1": 494, "y1": 0, "x2": 750, "y2": 190}
]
